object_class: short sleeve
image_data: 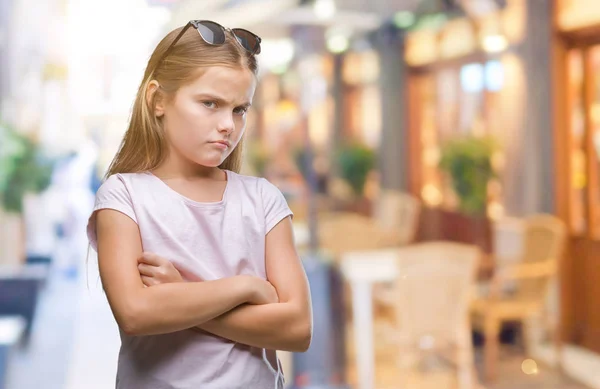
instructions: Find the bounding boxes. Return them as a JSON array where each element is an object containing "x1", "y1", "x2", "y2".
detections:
[
  {"x1": 86, "y1": 174, "x2": 138, "y2": 251},
  {"x1": 260, "y1": 178, "x2": 293, "y2": 235}
]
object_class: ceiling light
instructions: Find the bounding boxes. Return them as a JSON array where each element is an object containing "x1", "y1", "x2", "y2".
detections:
[
  {"x1": 482, "y1": 34, "x2": 508, "y2": 53},
  {"x1": 326, "y1": 35, "x2": 349, "y2": 54},
  {"x1": 258, "y1": 38, "x2": 295, "y2": 73},
  {"x1": 314, "y1": 0, "x2": 336, "y2": 20}
]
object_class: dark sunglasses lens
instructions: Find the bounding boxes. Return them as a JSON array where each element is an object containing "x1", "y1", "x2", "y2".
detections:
[
  {"x1": 232, "y1": 29, "x2": 260, "y2": 54},
  {"x1": 197, "y1": 21, "x2": 226, "y2": 45}
]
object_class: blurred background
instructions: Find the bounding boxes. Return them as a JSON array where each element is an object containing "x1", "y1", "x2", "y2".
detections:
[{"x1": 1, "y1": 0, "x2": 599, "y2": 388}]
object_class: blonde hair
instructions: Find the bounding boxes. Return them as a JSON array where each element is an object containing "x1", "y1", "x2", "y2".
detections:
[{"x1": 105, "y1": 25, "x2": 258, "y2": 178}]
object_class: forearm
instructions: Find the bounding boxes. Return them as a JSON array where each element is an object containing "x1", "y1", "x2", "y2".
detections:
[
  {"x1": 119, "y1": 277, "x2": 250, "y2": 336},
  {"x1": 199, "y1": 302, "x2": 312, "y2": 352}
]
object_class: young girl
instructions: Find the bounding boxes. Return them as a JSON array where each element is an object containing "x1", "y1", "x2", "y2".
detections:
[{"x1": 86, "y1": 20, "x2": 313, "y2": 389}]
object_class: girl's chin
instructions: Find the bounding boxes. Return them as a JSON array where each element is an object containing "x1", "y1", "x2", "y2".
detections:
[
  {"x1": 191, "y1": 150, "x2": 230, "y2": 167},
  {"x1": 193, "y1": 158, "x2": 225, "y2": 168}
]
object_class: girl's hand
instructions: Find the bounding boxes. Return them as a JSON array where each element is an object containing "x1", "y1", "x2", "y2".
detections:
[
  {"x1": 243, "y1": 276, "x2": 279, "y2": 305},
  {"x1": 138, "y1": 252, "x2": 183, "y2": 286}
]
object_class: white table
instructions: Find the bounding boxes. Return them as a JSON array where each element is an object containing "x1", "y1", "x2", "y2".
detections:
[
  {"x1": 340, "y1": 249, "x2": 400, "y2": 389},
  {"x1": 0, "y1": 316, "x2": 25, "y2": 345},
  {"x1": 0, "y1": 315, "x2": 26, "y2": 389}
]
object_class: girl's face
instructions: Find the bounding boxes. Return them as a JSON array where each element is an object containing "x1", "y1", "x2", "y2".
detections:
[{"x1": 157, "y1": 66, "x2": 256, "y2": 169}]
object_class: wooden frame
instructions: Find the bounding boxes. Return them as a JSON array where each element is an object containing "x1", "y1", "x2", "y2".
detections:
[
  {"x1": 407, "y1": 51, "x2": 488, "y2": 76},
  {"x1": 560, "y1": 25, "x2": 600, "y2": 47},
  {"x1": 553, "y1": 1, "x2": 600, "y2": 352},
  {"x1": 555, "y1": 33, "x2": 600, "y2": 240},
  {"x1": 582, "y1": 47, "x2": 598, "y2": 239},
  {"x1": 552, "y1": 8, "x2": 573, "y2": 347},
  {"x1": 407, "y1": 73, "x2": 423, "y2": 196}
]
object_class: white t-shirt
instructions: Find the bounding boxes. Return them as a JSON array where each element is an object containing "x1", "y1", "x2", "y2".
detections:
[{"x1": 87, "y1": 170, "x2": 293, "y2": 389}]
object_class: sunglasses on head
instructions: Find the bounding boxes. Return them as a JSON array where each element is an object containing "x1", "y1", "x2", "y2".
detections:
[{"x1": 156, "y1": 20, "x2": 262, "y2": 70}]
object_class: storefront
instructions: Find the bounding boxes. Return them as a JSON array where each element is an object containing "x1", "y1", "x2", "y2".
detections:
[
  {"x1": 554, "y1": 0, "x2": 600, "y2": 354},
  {"x1": 404, "y1": 0, "x2": 527, "y2": 253}
]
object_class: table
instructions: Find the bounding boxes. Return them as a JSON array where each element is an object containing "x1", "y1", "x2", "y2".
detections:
[
  {"x1": 0, "y1": 315, "x2": 25, "y2": 389},
  {"x1": 340, "y1": 249, "x2": 399, "y2": 389}
]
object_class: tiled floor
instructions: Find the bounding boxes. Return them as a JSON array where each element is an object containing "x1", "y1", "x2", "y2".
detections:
[
  {"x1": 482, "y1": 353, "x2": 587, "y2": 389},
  {"x1": 5, "y1": 260, "x2": 120, "y2": 389},
  {"x1": 4, "y1": 270, "x2": 79, "y2": 389},
  {"x1": 344, "y1": 347, "x2": 589, "y2": 389},
  {"x1": 344, "y1": 327, "x2": 590, "y2": 389},
  {"x1": 350, "y1": 357, "x2": 588, "y2": 389}
]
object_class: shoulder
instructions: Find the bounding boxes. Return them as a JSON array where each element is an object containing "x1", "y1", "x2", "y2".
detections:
[
  {"x1": 95, "y1": 172, "x2": 150, "y2": 202},
  {"x1": 96, "y1": 173, "x2": 127, "y2": 197},
  {"x1": 228, "y1": 170, "x2": 262, "y2": 188},
  {"x1": 227, "y1": 171, "x2": 293, "y2": 233},
  {"x1": 228, "y1": 171, "x2": 284, "y2": 199},
  {"x1": 88, "y1": 173, "x2": 146, "y2": 251}
]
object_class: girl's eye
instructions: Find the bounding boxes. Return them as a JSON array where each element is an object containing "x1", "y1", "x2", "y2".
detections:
[
  {"x1": 233, "y1": 106, "x2": 248, "y2": 115},
  {"x1": 203, "y1": 101, "x2": 217, "y2": 109}
]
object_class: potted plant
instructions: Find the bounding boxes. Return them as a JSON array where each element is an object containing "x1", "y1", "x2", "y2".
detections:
[
  {"x1": 434, "y1": 134, "x2": 498, "y2": 252},
  {"x1": 438, "y1": 135, "x2": 498, "y2": 216},
  {"x1": 335, "y1": 143, "x2": 376, "y2": 215},
  {"x1": 0, "y1": 122, "x2": 54, "y2": 266},
  {"x1": 0, "y1": 123, "x2": 56, "y2": 343}
]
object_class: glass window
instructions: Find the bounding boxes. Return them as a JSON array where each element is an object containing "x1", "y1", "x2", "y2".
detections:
[
  {"x1": 568, "y1": 49, "x2": 588, "y2": 235},
  {"x1": 415, "y1": 60, "x2": 506, "y2": 215},
  {"x1": 587, "y1": 45, "x2": 600, "y2": 238}
]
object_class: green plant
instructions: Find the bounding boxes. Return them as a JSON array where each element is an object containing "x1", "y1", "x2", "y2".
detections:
[
  {"x1": 0, "y1": 124, "x2": 24, "y2": 193},
  {"x1": 336, "y1": 144, "x2": 376, "y2": 197},
  {"x1": 439, "y1": 135, "x2": 498, "y2": 216},
  {"x1": 0, "y1": 123, "x2": 55, "y2": 213}
]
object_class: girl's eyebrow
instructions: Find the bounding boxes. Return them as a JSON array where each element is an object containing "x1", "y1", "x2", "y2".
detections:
[{"x1": 193, "y1": 93, "x2": 251, "y2": 107}]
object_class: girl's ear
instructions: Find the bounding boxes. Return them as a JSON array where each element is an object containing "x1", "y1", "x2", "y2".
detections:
[{"x1": 146, "y1": 80, "x2": 165, "y2": 117}]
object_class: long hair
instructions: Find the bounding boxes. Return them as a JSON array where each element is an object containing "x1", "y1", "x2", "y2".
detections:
[{"x1": 105, "y1": 25, "x2": 258, "y2": 178}]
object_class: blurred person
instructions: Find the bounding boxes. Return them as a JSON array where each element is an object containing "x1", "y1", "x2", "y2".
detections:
[
  {"x1": 23, "y1": 188, "x2": 63, "y2": 266},
  {"x1": 54, "y1": 139, "x2": 98, "y2": 278},
  {"x1": 86, "y1": 21, "x2": 312, "y2": 389}
]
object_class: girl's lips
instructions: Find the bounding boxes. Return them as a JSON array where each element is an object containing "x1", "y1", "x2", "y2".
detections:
[{"x1": 210, "y1": 141, "x2": 230, "y2": 149}]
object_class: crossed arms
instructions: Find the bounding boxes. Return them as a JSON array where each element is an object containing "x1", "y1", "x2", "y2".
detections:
[{"x1": 95, "y1": 209, "x2": 313, "y2": 352}]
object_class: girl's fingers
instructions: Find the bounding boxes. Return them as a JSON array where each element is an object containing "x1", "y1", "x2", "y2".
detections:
[
  {"x1": 138, "y1": 263, "x2": 155, "y2": 277},
  {"x1": 141, "y1": 275, "x2": 156, "y2": 287},
  {"x1": 139, "y1": 252, "x2": 166, "y2": 266}
]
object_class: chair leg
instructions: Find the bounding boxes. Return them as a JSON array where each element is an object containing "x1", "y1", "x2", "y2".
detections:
[
  {"x1": 484, "y1": 317, "x2": 501, "y2": 382},
  {"x1": 521, "y1": 313, "x2": 564, "y2": 373},
  {"x1": 522, "y1": 317, "x2": 537, "y2": 356},
  {"x1": 553, "y1": 319, "x2": 563, "y2": 372},
  {"x1": 456, "y1": 326, "x2": 476, "y2": 389}
]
